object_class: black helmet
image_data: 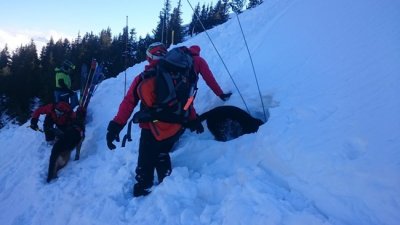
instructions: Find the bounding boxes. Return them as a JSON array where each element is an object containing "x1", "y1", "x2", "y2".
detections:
[{"x1": 61, "y1": 60, "x2": 75, "y2": 72}]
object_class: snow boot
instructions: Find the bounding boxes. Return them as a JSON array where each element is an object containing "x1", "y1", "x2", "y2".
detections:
[{"x1": 133, "y1": 183, "x2": 151, "y2": 197}]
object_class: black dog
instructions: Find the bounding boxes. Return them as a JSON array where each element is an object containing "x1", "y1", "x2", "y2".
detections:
[
  {"x1": 199, "y1": 105, "x2": 266, "y2": 142},
  {"x1": 47, "y1": 126, "x2": 83, "y2": 182}
]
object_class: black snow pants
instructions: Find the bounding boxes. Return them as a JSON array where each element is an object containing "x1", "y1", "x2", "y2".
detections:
[{"x1": 133, "y1": 128, "x2": 182, "y2": 197}]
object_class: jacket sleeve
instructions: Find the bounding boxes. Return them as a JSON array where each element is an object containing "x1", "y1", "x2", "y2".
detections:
[
  {"x1": 31, "y1": 104, "x2": 53, "y2": 119},
  {"x1": 112, "y1": 75, "x2": 142, "y2": 125},
  {"x1": 195, "y1": 56, "x2": 224, "y2": 96}
]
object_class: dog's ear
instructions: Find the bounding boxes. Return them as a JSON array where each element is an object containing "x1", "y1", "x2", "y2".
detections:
[{"x1": 245, "y1": 118, "x2": 264, "y2": 133}]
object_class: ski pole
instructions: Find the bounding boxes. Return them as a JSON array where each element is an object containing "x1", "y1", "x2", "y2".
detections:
[
  {"x1": 81, "y1": 59, "x2": 98, "y2": 108},
  {"x1": 80, "y1": 63, "x2": 93, "y2": 105}
]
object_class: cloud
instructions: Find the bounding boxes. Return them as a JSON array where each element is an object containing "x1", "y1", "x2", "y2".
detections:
[{"x1": 0, "y1": 29, "x2": 73, "y2": 54}]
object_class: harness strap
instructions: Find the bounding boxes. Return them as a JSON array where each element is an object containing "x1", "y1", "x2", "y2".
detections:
[{"x1": 183, "y1": 87, "x2": 198, "y2": 111}]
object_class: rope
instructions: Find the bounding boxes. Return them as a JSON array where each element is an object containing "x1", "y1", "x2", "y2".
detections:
[
  {"x1": 185, "y1": 0, "x2": 250, "y2": 114},
  {"x1": 124, "y1": 16, "x2": 128, "y2": 96},
  {"x1": 234, "y1": 12, "x2": 268, "y2": 121},
  {"x1": 162, "y1": 0, "x2": 167, "y2": 45}
]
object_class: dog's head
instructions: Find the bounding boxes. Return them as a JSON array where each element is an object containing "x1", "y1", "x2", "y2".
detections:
[{"x1": 242, "y1": 117, "x2": 264, "y2": 133}]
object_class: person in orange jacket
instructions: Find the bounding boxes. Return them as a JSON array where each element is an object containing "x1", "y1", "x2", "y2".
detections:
[{"x1": 106, "y1": 43, "x2": 231, "y2": 197}]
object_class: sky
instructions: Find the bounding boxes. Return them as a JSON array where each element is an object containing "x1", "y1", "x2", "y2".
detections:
[
  {"x1": 1, "y1": 0, "x2": 400, "y2": 224},
  {"x1": 0, "y1": 0, "x2": 211, "y2": 53}
]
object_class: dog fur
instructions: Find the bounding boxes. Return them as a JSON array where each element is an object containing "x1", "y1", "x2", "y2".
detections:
[
  {"x1": 47, "y1": 126, "x2": 82, "y2": 182},
  {"x1": 199, "y1": 105, "x2": 266, "y2": 142}
]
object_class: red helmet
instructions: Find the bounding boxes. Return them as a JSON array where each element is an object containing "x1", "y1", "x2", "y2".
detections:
[{"x1": 146, "y1": 42, "x2": 167, "y2": 61}]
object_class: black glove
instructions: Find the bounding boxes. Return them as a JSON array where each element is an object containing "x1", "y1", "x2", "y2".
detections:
[
  {"x1": 106, "y1": 121, "x2": 123, "y2": 150},
  {"x1": 185, "y1": 118, "x2": 204, "y2": 134},
  {"x1": 30, "y1": 118, "x2": 39, "y2": 131},
  {"x1": 219, "y1": 92, "x2": 232, "y2": 101}
]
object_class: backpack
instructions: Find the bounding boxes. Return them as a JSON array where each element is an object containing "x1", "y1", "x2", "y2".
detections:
[{"x1": 131, "y1": 46, "x2": 198, "y2": 141}]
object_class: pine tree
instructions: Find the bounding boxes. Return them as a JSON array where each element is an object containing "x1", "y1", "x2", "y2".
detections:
[
  {"x1": 9, "y1": 40, "x2": 40, "y2": 123},
  {"x1": 188, "y1": 3, "x2": 202, "y2": 36},
  {"x1": 199, "y1": 4, "x2": 210, "y2": 30},
  {"x1": 247, "y1": 0, "x2": 264, "y2": 9},
  {"x1": 38, "y1": 38, "x2": 57, "y2": 103},
  {"x1": 108, "y1": 27, "x2": 128, "y2": 77},
  {"x1": 153, "y1": 12, "x2": 167, "y2": 44},
  {"x1": 0, "y1": 45, "x2": 11, "y2": 101},
  {"x1": 98, "y1": 28, "x2": 113, "y2": 73},
  {"x1": 0, "y1": 45, "x2": 11, "y2": 69},
  {"x1": 205, "y1": 4, "x2": 214, "y2": 29},
  {"x1": 135, "y1": 34, "x2": 154, "y2": 62},
  {"x1": 153, "y1": 0, "x2": 171, "y2": 45},
  {"x1": 168, "y1": 0, "x2": 184, "y2": 45},
  {"x1": 220, "y1": 0, "x2": 230, "y2": 22},
  {"x1": 120, "y1": 27, "x2": 138, "y2": 72},
  {"x1": 230, "y1": 0, "x2": 246, "y2": 14},
  {"x1": 210, "y1": 0, "x2": 230, "y2": 26},
  {"x1": 100, "y1": 28, "x2": 112, "y2": 55},
  {"x1": 128, "y1": 28, "x2": 138, "y2": 65}
]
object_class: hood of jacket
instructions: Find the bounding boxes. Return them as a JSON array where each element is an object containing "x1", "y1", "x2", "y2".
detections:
[{"x1": 189, "y1": 45, "x2": 201, "y2": 56}]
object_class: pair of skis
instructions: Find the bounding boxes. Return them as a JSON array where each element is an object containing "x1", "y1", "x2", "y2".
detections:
[
  {"x1": 75, "y1": 59, "x2": 104, "y2": 160},
  {"x1": 80, "y1": 59, "x2": 99, "y2": 110}
]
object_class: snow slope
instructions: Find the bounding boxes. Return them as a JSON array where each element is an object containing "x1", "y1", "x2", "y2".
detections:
[{"x1": 1, "y1": 0, "x2": 399, "y2": 224}]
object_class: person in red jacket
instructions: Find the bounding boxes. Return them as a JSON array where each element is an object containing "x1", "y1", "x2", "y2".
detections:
[
  {"x1": 188, "y1": 45, "x2": 232, "y2": 101},
  {"x1": 30, "y1": 101, "x2": 87, "y2": 182},
  {"x1": 30, "y1": 101, "x2": 76, "y2": 142},
  {"x1": 106, "y1": 43, "x2": 231, "y2": 197}
]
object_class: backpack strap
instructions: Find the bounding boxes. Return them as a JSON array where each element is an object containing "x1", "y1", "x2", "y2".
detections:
[
  {"x1": 183, "y1": 87, "x2": 198, "y2": 111},
  {"x1": 140, "y1": 68, "x2": 156, "y2": 79},
  {"x1": 122, "y1": 70, "x2": 156, "y2": 148}
]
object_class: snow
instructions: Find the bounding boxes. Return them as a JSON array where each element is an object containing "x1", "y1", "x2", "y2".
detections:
[{"x1": 1, "y1": 0, "x2": 400, "y2": 224}]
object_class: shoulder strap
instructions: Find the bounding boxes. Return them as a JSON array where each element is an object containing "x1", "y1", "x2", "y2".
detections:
[{"x1": 140, "y1": 68, "x2": 156, "y2": 79}]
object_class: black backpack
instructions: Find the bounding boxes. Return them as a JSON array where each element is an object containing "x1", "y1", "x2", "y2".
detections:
[
  {"x1": 123, "y1": 46, "x2": 198, "y2": 144},
  {"x1": 134, "y1": 46, "x2": 198, "y2": 124}
]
